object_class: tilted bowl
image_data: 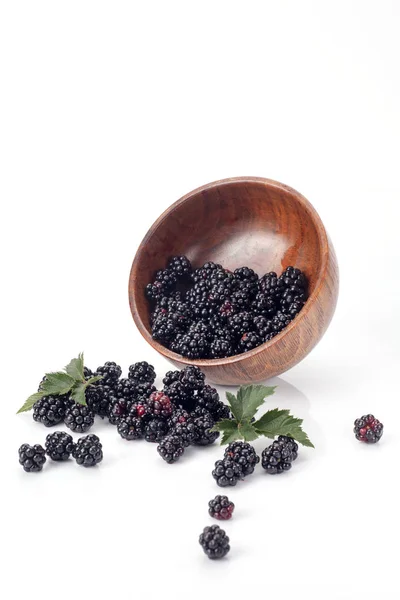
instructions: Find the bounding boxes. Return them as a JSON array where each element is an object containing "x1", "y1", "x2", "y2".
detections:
[{"x1": 129, "y1": 176, "x2": 339, "y2": 385}]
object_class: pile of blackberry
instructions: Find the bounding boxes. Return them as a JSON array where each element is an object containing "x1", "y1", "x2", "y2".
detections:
[{"x1": 146, "y1": 256, "x2": 308, "y2": 358}]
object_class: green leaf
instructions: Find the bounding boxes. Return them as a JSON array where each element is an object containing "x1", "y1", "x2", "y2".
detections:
[
  {"x1": 225, "y1": 391, "x2": 243, "y2": 422},
  {"x1": 211, "y1": 419, "x2": 241, "y2": 445},
  {"x1": 239, "y1": 385, "x2": 276, "y2": 422},
  {"x1": 70, "y1": 382, "x2": 87, "y2": 406},
  {"x1": 65, "y1": 353, "x2": 85, "y2": 381},
  {"x1": 16, "y1": 392, "x2": 44, "y2": 414},
  {"x1": 40, "y1": 372, "x2": 76, "y2": 396},
  {"x1": 238, "y1": 421, "x2": 259, "y2": 442},
  {"x1": 254, "y1": 408, "x2": 314, "y2": 448},
  {"x1": 86, "y1": 375, "x2": 103, "y2": 386}
]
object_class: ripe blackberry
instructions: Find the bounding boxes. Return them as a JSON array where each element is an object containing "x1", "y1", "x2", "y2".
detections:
[
  {"x1": 146, "y1": 391, "x2": 173, "y2": 418},
  {"x1": 192, "y1": 261, "x2": 223, "y2": 283},
  {"x1": 72, "y1": 434, "x2": 103, "y2": 467},
  {"x1": 278, "y1": 266, "x2": 307, "y2": 291},
  {"x1": 210, "y1": 337, "x2": 234, "y2": 358},
  {"x1": 270, "y1": 311, "x2": 292, "y2": 334},
  {"x1": 208, "y1": 495, "x2": 235, "y2": 520},
  {"x1": 171, "y1": 420, "x2": 197, "y2": 447},
  {"x1": 19, "y1": 444, "x2": 46, "y2": 472},
  {"x1": 33, "y1": 394, "x2": 68, "y2": 427},
  {"x1": 196, "y1": 385, "x2": 230, "y2": 420},
  {"x1": 95, "y1": 361, "x2": 122, "y2": 386},
  {"x1": 163, "y1": 370, "x2": 181, "y2": 387},
  {"x1": 228, "y1": 312, "x2": 254, "y2": 337},
  {"x1": 146, "y1": 281, "x2": 165, "y2": 301},
  {"x1": 45, "y1": 431, "x2": 75, "y2": 461},
  {"x1": 180, "y1": 365, "x2": 205, "y2": 390},
  {"x1": 234, "y1": 266, "x2": 258, "y2": 282},
  {"x1": 144, "y1": 418, "x2": 169, "y2": 443},
  {"x1": 219, "y1": 300, "x2": 237, "y2": 320},
  {"x1": 108, "y1": 396, "x2": 133, "y2": 425},
  {"x1": 192, "y1": 408, "x2": 219, "y2": 446},
  {"x1": 154, "y1": 267, "x2": 177, "y2": 289},
  {"x1": 64, "y1": 403, "x2": 94, "y2": 433},
  {"x1": 354, "y1": 414, "x2": 383, "y2": 443},
  {"x1": 176, "y1": 330, "x2": 209, "y2": 359},
  {"x1": 261, "y1": 436, "x2": 298, "y2": 474},
  {"x1": 167, "y1": 255, "x2": 192, "y2": 279},
  {"x1": 117, "y1": 415, "x2": 144, "y2": 440},
  {"x1": 212, "y1": 457, "x2": 243, "y2": 486},
  {"x1": 258, "y1": 271, "x2": 279, "y2": 296},
  {"x1": 252, "y1": 292, "x2": 276, "y2": 317},
  {"x1": 238, "y1": 331, "x2": 262, "y2": 352},
  {"x1": 167, "y1": 408, "x2": 191, "y2": 428},
  {"x1": 199, "y1": 525, "x2": 230, "y2": 559},
  {"x1": 152, "y1": 315, "x2": 180, "y2": 344},
  {"x1": 83, "y1": 367, "x2": 93, "y2": 378},
  {"x1": 224, "y1": 441, "x2": 260, "y2": 476},
  {"x1": 157, "y1": 434, "x2": 185, "y2": 464},
  {"x1": 128, "y1": 361, "x2": 156, "y2": 384},
  {"x1": 115, "y1": 378, "x2": 138, "y2": 401},
  {"x1": 86, "y1": 384, "x2": 111, "y2": 418}
]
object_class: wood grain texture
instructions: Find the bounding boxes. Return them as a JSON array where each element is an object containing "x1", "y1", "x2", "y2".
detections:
[{"x1": 129, "y1": 177, "x2": 339, "y2": 385}]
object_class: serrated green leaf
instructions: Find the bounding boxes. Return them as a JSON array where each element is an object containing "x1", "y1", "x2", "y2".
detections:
[
  {"x1": 225, "y1": 391, "x2": 243, "y2": 422},
  {"x1": 239, "y1": 385, "x2": 276, "y2": 422},
  {"x1": 211, "y1": 419, "x2": 241, "y2": 445},
  {"x1": 16, "y1": 392, "x2": 44, "y2": 414},
  {"x1": 86, "y1": 375, "x2": 102, "y2": 386},
  {"x1": 238, "y1": 421, "x2": 259, "y2": 442},
  {"x1": 65, "y1": 353, "x2": 85, "y2": 381},
  {"x1": 254, "y1": 408, "x2": 314, "y2": 448},
  {"x1": 70, "y1": 382, "x2": 87, "y2": 406},
  {"x1": 40, "y1": 372, "x2": 76, "y2": 396}
]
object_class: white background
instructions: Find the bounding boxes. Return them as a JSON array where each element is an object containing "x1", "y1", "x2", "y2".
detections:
[{"x1": 1, "y1": 2, "x2": 399, "y2": 599}]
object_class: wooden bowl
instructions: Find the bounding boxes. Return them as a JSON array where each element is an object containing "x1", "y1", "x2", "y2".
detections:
[{"x1": 129, "y1": 177, "x2": 339, "y2": 385}]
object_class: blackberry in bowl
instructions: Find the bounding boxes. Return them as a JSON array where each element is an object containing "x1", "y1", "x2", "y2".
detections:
[{"x1": 129, "y1": 177, "x2": 338, "y2": 385}]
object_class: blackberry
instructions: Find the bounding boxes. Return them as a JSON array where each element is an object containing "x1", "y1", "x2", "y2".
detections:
[
  {"x1": 270, "y1": 311, "x2": 292, "y2": 334},
  {"x1": 199, "y1": 525, "x2": 230, "y2": 559},
  {"x1": 261, "y1": 435, "x2": 298, "y2": 474},
  {"x1": 152, "y1": 315, "x2": 180, "y2": 344},
  {"x1": 167, "y1": 255, "x2": 192, "y2": 279},
  {"x1": 192, "y1": 408, "x2": 219, "y2": 446},
  {"x1": 234, "y1": 266, "x2": 258, "y2": 282},
  {"x1": 18, "y1": 444, "x2": 46, "y2": 472},
  {"x1": 252, "y1": 292, "x2": 276, "y2": 317},
  {"x1": 180, "y1": 365, "x2": 206, "y2": 390},
  {"x1": 128, "y1": 361, "x2": 156, "y2": 384},
  {"x1": 208, "y1": 495, "x2": 235, "y2": 520},
  {"x1": 196, "y1": 385, "x2": 229, "y2": 420},
  {"x1": 354, "y1": 414, "x2": 384, "y2": 443},
  {"x1": 167, "y1": 408, "x2": 191, "y2": 428},
  {"x1": 33, "y1": 394, "x2": 68, "y2": 427},
  {"x1": 117, "y1": 415, "x2": 144, "y2": 440},
  {"x1": 64, "y1": 403, "x2": 94, "y2": 433},
  {"x1": 171, "y1": 420, "x2": 197, "y2": 447},
  {"x1": 210, "y1": 337, "x2": 234, "y2": 358},
  {"x1": 83, "y1": 367, "x2": 93, "y2": 378},
  {"x1": 258, "y1": 271, "x2": 281, "y2": 299},
  {"x1": 144, "y1": 418, "x2": 169, "y2": 443},
  {"x1": 157, "y1": 434, "x2": 185, "y2": 464},
  {"x1": 175, "y1": 331, "x2": 209, "y2": 359},
  {"x1": 72, "y1": 434, "x2": 103, "y2": 467},
  {"x1": 237, "y1": 331, "x2": 262, "y2": 352},
  {"x1": 212, "y1": 457, "x2": 243, "y2": 486},
  {"x1": 224, "y1": 441, "x2": 260, "y2": 476},
  {"x1": 95, "y1": 361, "x2": 122, "y2": 386},
  {"x1": 192, "y1": 261, "x2": 223, "y2": 283},
  {"x1": 219, "y1": 300, "x2": 237, "y2": 320},
  {"x1": 86, "y1": 384, "x2": 111, "y2": 418},
  {"x1": 278, "y1": 266, "x2": 307, "y2": 291},
  {"x1": 108, "y1": 396, "x2": 132, "y2": 425},
  {"x1": 228, "y1": 312, "x2": 254, "y2": 337},
  {"x1": 163, "y1": 370, "x2": 181, "y2": 387},
  {"x1": 115, "y1": 378, "x2": 138, "y2": 401},
  {"x1": 146, "y1": 281, "x2": 165, "y2": 301},
  {"x1": 154, "y1": 268, "x2": 177, "y2": 289},
  {"x1": 45, "y1": 431, "x2": 75, "y2": 461},
  {"x1": 146, "y1": 391, "x2": 173, "y2": 418}
]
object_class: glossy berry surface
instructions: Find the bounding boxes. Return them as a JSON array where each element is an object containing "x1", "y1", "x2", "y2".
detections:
[
  {"x1": 157, "y1": 434, "x2": 185, "y2": 463},
  {"x1": 64, "y1": 403, "x2": 94, "y2": 433},
  {"x1": 224, "y1": 441, "x2": 260, "y2": 476},
  {"x1": 212, "y1": 457, "x2": 243, "y2": 487},
  {"x1": 45, "y1": 431, "x2": 75, "y2": 461},
  {"x1": 261, "y1": 436, "x2": 298, "y2": 474},
  {"x1": 33, "y1": 395, "x2": 68, "y2": 427},
  {"x1": 72, "y1": 434, "x2": 103, "y2": 467},
  {"x1": 19, "y1": 444, "x2": 47, "y2": 472},
  {"x1": 199, "y1": 525, "x2": 230, "y2": 559},
  {"x1": 354, "y1": 414, "x2": 383, "y2": 443},
  {"x1": 208, "y1": 495, "x2": 235, "y2": 520}
]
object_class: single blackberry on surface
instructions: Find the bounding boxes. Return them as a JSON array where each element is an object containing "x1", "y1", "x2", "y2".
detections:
[
  {"x1": 45, "y1": 431, "x2": 75, "y2": 461},
  {"x1": 212, "y1": 457, "x2": 243, "y2": 487},
  {"x1": 19, "y1": 444, "x2": 46, "y2": 472},
  {"x1": 86, "y1": 384, "x2": 111, "y2": 418},
  {"x1": 192, "y1": 408, "x2": 219, "y2": 446},
  {"x1": 199, "y1": 525, "x2": 230, "y2": 559},
  {"x1": 171, "y1": 420, "x2": 197, "y2": 447},
  {"x1": 117, "y1": 414, "x2": 144, "y2": 440},
  {"x1": 33, "y1": 395, "x2": 68, "y2": 427},
  {"x1": 157, "y1": 434, "x2": 185, "y2": 463},
  {"x1": 261, "y1": 436, "x2": 298, "y2": 474},
  {"x1": 144, "y1": 418, "x2": 169, "y2": 443},
  {"x1": 128, "y1": 361, "x2": 156, "y2": 384},
  {"x1": 224, "y1": 441, "x2": 260, "y2": 476},
  {"x1": 208, "y1": 495, "x2": 235, "y2": 520},
  {"x1": 146, "y1": 391, "x2": 173, "y2": 418},
  {"x1": 354, "y1": 414, "x2": 383, "y2": 443},
  {"x1": 72, "y1": 434, "x2": 103, "y2": 467},
  {"x1": 168, "y1": 255, "x2": 192, "y2": 279},
  {"x1": 64, "y1": 403, "x2": 94, "y2": 433},
  {"x1": 237, "y1": 331, "x2": 262, "y2": 353},
  {"x1": 95, "y1": 361, "x2": 122, "y2": 386}
]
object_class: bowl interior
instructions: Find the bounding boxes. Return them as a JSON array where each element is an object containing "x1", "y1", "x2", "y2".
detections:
[{"x1": 131, "y1": 178, "x2": 325, "y2": 336}]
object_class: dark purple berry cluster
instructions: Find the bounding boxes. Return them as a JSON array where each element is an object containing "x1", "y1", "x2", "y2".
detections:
[{"x1": 146, "y1": 257, "x2": 308, "y2": 359}]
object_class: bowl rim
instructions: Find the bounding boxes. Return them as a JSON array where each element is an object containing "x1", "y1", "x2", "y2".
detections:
[{"x1": 129, "y1": 176, "x2": 330, "y2": 366}]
